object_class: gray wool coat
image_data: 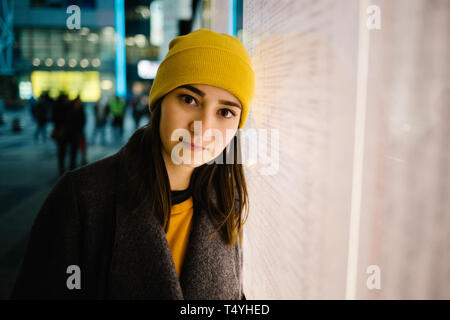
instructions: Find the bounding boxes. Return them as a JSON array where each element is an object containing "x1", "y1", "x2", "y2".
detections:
[{"x1": 11, "y1": 148, "x2": 245, "y2": 300}]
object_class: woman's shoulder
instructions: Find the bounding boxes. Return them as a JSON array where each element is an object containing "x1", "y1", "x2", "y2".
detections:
[{"x1": 65, "y1": 149, "x2": 123, "y2": 195}]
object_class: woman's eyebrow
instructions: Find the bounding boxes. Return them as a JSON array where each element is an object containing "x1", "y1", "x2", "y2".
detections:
[
  {"x1": 219, "y1": 100, "x2": 242, "y2": 109},
  {"x1": 179, "y1": 85, "x2": 242, "y2": 109},
  {"x1": 179, "y1": 85, "x2": 205, "y2": 97}
]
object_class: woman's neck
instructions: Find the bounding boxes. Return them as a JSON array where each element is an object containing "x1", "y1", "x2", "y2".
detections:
[{"x1": 161, "y1": 150, "x2": 194, "y2": 191}]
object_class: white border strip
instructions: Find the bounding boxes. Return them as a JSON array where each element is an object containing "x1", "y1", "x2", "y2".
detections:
[{"x1": 345, "y1": 0, "x2": 371, "y2": 300}]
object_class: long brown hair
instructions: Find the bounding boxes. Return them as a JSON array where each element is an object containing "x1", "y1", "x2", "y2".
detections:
[{"x1": 122, "y1": 97, "x2": 249, "y2": 248}]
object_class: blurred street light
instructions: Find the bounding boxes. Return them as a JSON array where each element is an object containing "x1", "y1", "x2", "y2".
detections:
[
  {"x1": 134, "y1": 34, "x2": 146, "y2": 48},
  {"x1": 88, "y1": 33, "x2": 99, "y2": 42},
  {"x1": 80, "y1": 59, "x2": 89, "y2": 68},
  {"x1": 101, "y1": 79, "x2": 113, "y2": 90},
  {"x1": 80, "y1": 27, "x2": 90, "y2": 36},
  {"x1": 57, "y1": 58, "x2": 65, "y2": 67},
  {"x1": 69, "y1": 59, "x2": 77, "y2": 67},
  {"x1": 92, "y1": 58, "x2": 101, "y2": 67}
]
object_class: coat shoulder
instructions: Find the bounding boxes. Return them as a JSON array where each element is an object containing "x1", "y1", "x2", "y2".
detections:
[
  {"x1": 68, "y1": 150, "x2": 121, "y2": 193},
  {"x1": 65, "y1": 150, "x2": 123, "y2": 215}
]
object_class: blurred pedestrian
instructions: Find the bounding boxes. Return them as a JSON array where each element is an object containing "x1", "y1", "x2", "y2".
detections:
[
  {"x1": 27, "y1": 95, "x2": 37, "y2": 120},
  {"x1": 72, "y1": 95, "x2": 88, "y2": 166},
  {"x1": 92, "y1": 95, "x2": 109, "y2": 145},
  {"x1": 0, "y1": 96, "x2": 5, "y2": 125},
  {"x1": 51, "y1": 93, "x2": 85, "y2": 175},
  {"x1": 108, "y1": 95, "x2": 126, "y2": 143},
  {"x1": 130, "y1": 93, "x2": 149, "y2": 129},
  {"x1": 32, "y1": 92, "x2": 51, "y2": 143}
]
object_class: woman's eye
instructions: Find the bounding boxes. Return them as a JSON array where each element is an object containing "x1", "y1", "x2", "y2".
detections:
[
  {"x1": 180, "y1": 94, "x2": 197, "y2": 105},
  {"x1": 220, "y1": 108, "x2": 235, "y2": 118}
]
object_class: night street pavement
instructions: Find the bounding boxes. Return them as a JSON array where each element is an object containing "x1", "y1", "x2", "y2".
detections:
[{"x1": 0, "y1": 104, "x2": 142, "y2": 299}]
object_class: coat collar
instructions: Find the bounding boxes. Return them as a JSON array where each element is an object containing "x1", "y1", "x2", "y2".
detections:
[{"x1": 108, "y1": 149, "x2": 241, "y2": 299}]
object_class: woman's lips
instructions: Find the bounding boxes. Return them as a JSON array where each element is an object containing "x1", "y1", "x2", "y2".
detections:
[{"x1": 182, "y1": 140, "x2": 206, "y2": 151}]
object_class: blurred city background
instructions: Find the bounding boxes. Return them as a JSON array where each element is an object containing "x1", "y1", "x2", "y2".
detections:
[
  {"x1": 0, "y1": 0, "x2": 226, "y2": 298},
  {"x1": 0, "y1": 0, "x2": 449, "y2": 299}
]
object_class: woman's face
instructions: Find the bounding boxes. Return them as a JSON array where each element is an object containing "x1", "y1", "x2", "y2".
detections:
[{"x1": 160, "y1": 84, "x2": 242, "y2": 168}]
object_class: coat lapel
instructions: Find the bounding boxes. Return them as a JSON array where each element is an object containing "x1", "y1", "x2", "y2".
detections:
[
  {"x1": 180, "y1": 195, "x2": 242, "y2": 300},
  {"x1": 108, "y1": 149, "x2": 241, "y2": 300},
  {"x1": 108, "y1": 149, "x2": 183, "y2": 299}
]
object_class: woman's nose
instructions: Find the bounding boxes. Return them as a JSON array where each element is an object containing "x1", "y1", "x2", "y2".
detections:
[{"x1": 189, "y1": 110, "x2": 214, "y2": 136}]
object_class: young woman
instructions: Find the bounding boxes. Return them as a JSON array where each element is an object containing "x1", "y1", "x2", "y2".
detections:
[{"x1": 11, "y1": 28, "x2": 255, "y2": 300}]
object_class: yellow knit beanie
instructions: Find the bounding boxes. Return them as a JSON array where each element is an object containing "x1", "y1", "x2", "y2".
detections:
[{"x1": 149, "y1": 28, "x2": 255, "y2": 129}]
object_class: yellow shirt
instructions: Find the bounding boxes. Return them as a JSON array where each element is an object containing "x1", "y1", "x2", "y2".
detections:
[{"x1": 166, "y1": 196, "x2": 194, "y2": 278}]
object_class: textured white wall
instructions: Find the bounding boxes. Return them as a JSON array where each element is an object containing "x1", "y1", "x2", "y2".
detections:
[
  {"x1": 355, "y1": 0, "x2": 450, "y2": 299},
  {"x1": 240, "y1": 0, "x2": 450, "y2": 299},
  {"x1": 241, "y1": 0, "x2": 360, "y2": 299}
]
